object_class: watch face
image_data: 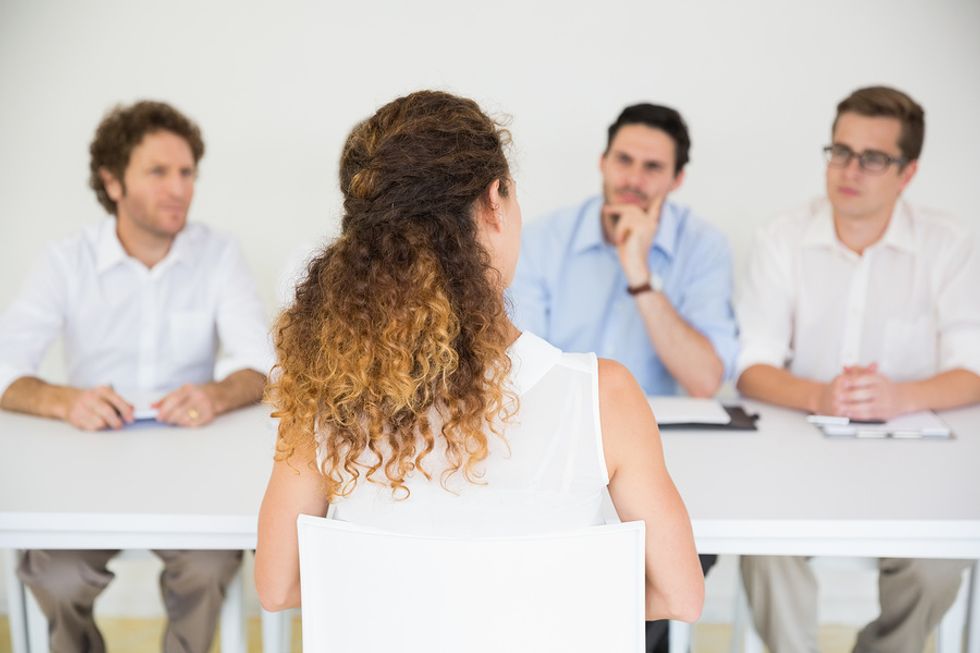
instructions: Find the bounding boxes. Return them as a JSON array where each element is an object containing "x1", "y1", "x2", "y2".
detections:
[{"x1": 651, "y1": 274, "x2": 664, "y2": 293}]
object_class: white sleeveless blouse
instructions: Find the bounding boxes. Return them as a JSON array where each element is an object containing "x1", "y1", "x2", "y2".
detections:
[{"x1": 324, "y1": 331, "x2": 610, "y2": 537}]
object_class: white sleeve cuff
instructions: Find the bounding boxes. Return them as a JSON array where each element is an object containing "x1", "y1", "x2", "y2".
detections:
[{"x1": 735, "y1": 343, "x2": 790, "y2": 380}]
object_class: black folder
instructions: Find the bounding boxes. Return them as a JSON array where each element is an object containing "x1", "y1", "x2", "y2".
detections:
[{"x1": 658, "y1": 405, "x2": 759, "y2": 431}]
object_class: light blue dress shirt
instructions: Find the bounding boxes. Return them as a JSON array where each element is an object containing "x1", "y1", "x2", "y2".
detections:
[{"x1": 508, "y1": 195, "x2": 738, "y2": 396}]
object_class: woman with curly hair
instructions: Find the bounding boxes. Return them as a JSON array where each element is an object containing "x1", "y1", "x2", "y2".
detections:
[{"x1": 255, "y1": 91, "x2": 703, "y2": 619}]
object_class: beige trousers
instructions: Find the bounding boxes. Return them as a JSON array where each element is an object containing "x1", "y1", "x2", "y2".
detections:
[
  {"x1": 739, "y1": 556, "x2": 970, "y2": 653},
  {"x1": 17, "y1": 549, "x2": 243, "y2": 653}
]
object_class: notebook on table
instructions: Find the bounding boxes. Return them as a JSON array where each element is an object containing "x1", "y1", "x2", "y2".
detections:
[
  {"x1": 649, "y1": 397, "x2": 759, "y2": 431},
  {"x1": 807, "y1": 411, "x2": 953, "y2": 439}
]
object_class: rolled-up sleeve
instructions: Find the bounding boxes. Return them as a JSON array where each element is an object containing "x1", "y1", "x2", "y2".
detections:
[
  {"x1": 212, "y1": 239, "x2": 275, "y2": 381},
  {"x1": 935, "y1": 228, "x2": 980, "y2": 376},
  {"x1": 735, "y1": 226, "x2": 796, "y2": 379},
  {"x1": 675, "y1": 231, "x2": 739, "y2": 381},
  {"x1": 0, "y1": 245, "x2": 68, "y2": 397}
]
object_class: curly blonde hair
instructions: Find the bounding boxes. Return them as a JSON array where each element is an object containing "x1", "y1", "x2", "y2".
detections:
[{"x1": 268, "y1": 91, "x2": 516, "y2": 501}]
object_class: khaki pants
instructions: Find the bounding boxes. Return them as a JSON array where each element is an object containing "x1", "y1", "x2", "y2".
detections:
[
  {"x1": 739, "y1": 556, "x2": 970, "y2": 653},
  {"x1": 17, "y1": 549, "x2": 243, "y2": 653}
]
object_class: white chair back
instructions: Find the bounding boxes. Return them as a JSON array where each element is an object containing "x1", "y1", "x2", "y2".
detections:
[{"x1": 297, "y1": 515, "x2": 645, "y2": 653}]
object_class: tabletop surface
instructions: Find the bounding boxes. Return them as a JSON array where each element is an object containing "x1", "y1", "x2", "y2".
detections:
[
  {"x1": 660, "y1": 400, "x2": 980, "y2": 522},
  {"x1": 2, "y1": 400, "x2": 978, "y2": 553},
  {"x1": 0, "y1": 405, "x2": 277, "y2": 518}
]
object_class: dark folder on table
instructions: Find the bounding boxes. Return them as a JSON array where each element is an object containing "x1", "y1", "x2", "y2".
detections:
[
  {"x1": 660, "y1": 405, "x2": 759, "y2": 431},
  {"x1": 648, "y1": 396, "x2": 759, "y2": 431}
]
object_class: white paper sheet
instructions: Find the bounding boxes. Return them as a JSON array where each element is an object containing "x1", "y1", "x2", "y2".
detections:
[
  {"x1": 647, "y1": 396, "x2": 731, "y2": 425},
  {"x1": 115, "y1": 388, "x2": 164, "y2": 421},
  {"x1": 812, "y1": 410, "x2": 951, "y2": 438}
]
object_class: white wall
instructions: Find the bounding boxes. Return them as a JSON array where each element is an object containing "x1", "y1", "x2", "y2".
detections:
[
  {"x1": 2, "y1": 0, "x2": 979, "y2": 312},
  {"x1": 1, "y1": 0, "x2": 978, "y2": 620}
]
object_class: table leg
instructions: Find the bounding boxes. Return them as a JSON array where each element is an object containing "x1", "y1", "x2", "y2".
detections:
[
  {"x1": 2, "y1": 550, "x2": 29, "y2": 653},
  {"x1": 967, "y1": 559, "x2": 979, "y2": 653}
]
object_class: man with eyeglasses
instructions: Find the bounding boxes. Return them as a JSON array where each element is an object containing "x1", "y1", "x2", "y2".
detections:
[{"x1": 734, "y1": 86, "x2": 979, "y2": 651}]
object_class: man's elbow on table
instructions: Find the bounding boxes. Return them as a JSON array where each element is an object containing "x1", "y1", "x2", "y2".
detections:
[{"x1": 684, "y1": 374, "x2": 722, "y2": 399}]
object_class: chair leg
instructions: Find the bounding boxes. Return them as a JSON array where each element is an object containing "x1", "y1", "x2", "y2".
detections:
[
  {"x1": 731, "y1": 557, "x2": 764, "y2": 653},
  {"x1": 937, "y1": 563, "x2": 972, "y2": 653},
  {"x1": 262, "y1": 607, "x2": 293, "y2": 653},
  {"x1": 668, "y1": 620, "x2": 691, "y2": 653},
  {"x1": 219, "y1": 566, "x2": 247, "y2": 653},
  {"x1": 729, "y1": 562, "x2": 747, "y2": 653}
]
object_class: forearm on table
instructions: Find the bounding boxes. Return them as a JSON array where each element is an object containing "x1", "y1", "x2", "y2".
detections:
[
  {"x1": 898, "y1": 369, "x2": 980, "y2": 413},
  {"x1": 736, "y1": 364, "x2": 823, "y2": 413},
  {"x1": 204, "y1": 369, "x2": 267, "y2": 415},
  {"x1": 0, "y1": 376, "x2": 76, "y2": 420},
  {"x1": 634, "y1": 291, "x2": 723, "y2": 397}
]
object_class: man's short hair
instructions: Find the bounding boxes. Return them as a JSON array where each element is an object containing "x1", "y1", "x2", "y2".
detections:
[
  {"x1": 88, "y1": 100, "x2": 205, "y2": 215},
  {"x1": 834, "y1": 86, "x2": 925, "y2": 162},
  {"x1": 606, "y1": 103, "x2": 691, "y2": 174}
]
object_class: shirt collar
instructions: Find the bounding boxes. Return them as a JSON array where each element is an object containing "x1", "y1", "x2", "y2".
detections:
[
  {"x1": 653, "y1": 202, "x2": 680, "y2": 260},
  {"x1": 803, "y1": 198, "x2": 916, "y2": 254},
  {"x1": 571, "y1": 196, "x2": 606, "y2": 254},
  {"x1": 165, "y1": 228, "x2": 194, "y2": 267},
  {"x1": 95, "y1": 219, "x2": 128, "y2": 274},
  {"x1": 571, "y1": 195, "x2": 680, "y2": 259},
  {"x1": 507, "y1": 331, "x2": 562, "y2": 396},
  {"x1": 801, "y1": 200, "x2": 837, "y2": 248},
  {"x1": 879, "y1": 200, "x2": 916, "y2": 253},
  {"x1": 94, "y1": 219, "x2": 193, "y2": 274}
]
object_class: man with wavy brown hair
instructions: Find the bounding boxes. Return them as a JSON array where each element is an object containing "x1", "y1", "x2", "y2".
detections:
[{"x1": 0, "y1": 100, "x2": 272, "y2": 652}]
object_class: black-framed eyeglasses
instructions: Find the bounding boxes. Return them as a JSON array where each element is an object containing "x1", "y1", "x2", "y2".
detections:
[{"x1": 823, "y1": 144, "x2": 906, "y2": 174}]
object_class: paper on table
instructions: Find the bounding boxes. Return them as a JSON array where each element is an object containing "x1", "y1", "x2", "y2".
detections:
[
  {"x1": 648, "y1": 396, "x2": 731, "y2": 425},
  {"x1": 816, "y1": 410, "x2": 951, "y2": 438},
  {"x1": 115, "y1": 388, "x2": 164, "y2": 421}
]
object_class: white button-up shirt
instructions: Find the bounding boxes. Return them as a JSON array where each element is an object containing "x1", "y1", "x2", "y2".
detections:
[
  {"x1": 736, "y1": 198, "x2": 980, "y2": 383},
  {"x1": 0, "y1": 219, "x2": 275, "y2": 398}
]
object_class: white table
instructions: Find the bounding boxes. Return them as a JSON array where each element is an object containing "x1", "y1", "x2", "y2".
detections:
[
  {"x1": 2, "y1": 400, "x2": 979, "y2": 652},
  {"x1": 0, "y1": 405, "x2": 276, "y2": 551},
  {"x1": 660, "y1": 400, "x2": 980, "y2": 559},
  {"x1": 0, "y1": 405, "x2": 278, "y2": 653}
]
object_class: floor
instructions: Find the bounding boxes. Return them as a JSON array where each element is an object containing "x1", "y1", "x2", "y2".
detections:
[{"x1": 0, "y1": 617, "x2": 939, "y2": 652}]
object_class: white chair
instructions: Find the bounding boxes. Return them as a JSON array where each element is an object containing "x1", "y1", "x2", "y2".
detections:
[
  {"x1": 668, "y1": 619, "x2": 693, "y2": 653},
  {"x1": 296, "y1": 515, "x2": 646, "y2": 653},
  {"x1": 730, "y1": 556, "x2": 978, "y2": 653},
  {"x1": 261, "y1": 606, "x2": 296, "y2": 653},
  {"x1": 4, "y1": 549, "x2": 252, "y2": 653}
]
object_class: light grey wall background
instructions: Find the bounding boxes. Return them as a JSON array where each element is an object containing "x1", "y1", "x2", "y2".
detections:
[
  {"x1": 2, "y1": 0, "x2": 979, "y2": 315},
  {"x1": 1, "y1": 0, "x2": 978, "y2": 618}
]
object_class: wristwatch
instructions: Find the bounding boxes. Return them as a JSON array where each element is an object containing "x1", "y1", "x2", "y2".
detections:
[{"x1": 627, "y1": 274, "x2": 664, "y2": 296}]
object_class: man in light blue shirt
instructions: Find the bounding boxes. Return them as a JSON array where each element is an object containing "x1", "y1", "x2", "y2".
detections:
[
  {"x1": 510, "y1": 103, "x2": 737, "y2": 397},
  {"x1": 510, "y1": 103, "x2": 734, "y2": 653}
]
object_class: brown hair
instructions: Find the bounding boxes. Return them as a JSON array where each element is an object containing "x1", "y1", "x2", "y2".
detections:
[
  {"x1": 834, "y1": 86, "x2": 925, "y2": 162},
  {"x1": 88, "y1": 100, "x2": 205, "y2": 215},
  {"x1": 268, "y1": 90, "x2": 516, "y2": 501}
]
